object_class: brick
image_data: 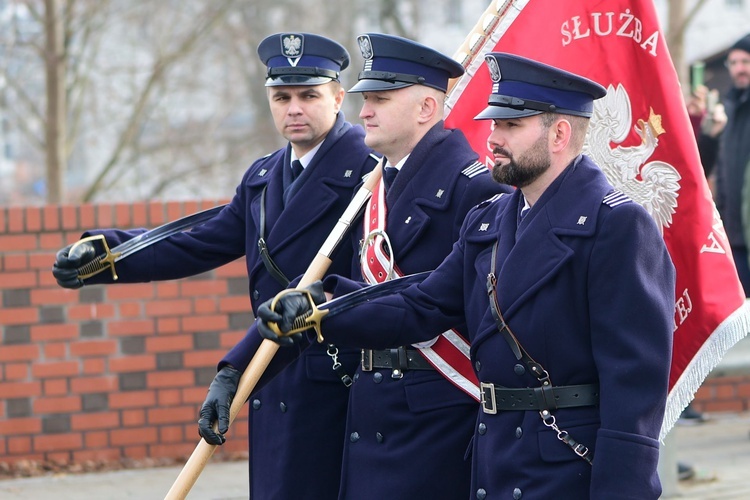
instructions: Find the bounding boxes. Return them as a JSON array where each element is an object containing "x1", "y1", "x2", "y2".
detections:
[
  {"x1": 109, "y1": 320, "x2": 155, "y2": 336},
  {"x1": 33, "y1": 433, "x2": 82, "y2": 452},
  {"x1": 3, "y1": 362, "x2": 29, "y2": 380},
  {"x1": 8, "y1": 436, "x2": 32, "y2": 455},
  {"x1": 220, "y1": 331, "x2": 245, "y2": 348},
  {"x1": 148, "y1": 201, "x2": 166, "y2": 226},
  {"x1": 119, "y1": 301, "x2": 142, "y2": 317},
  {"x1": 2, "y1": 253, "x2": 28, "y2": 271},
  {"x1": 80, "y1": 286, "x2": 104, "y2": 303},
  {"x1": 43, "y1": 378, "x2": 69, "y2": 396},
  {"x1": 181, "y1": 280, "x2": 227, "y2": 297},
  {"x1": 194, "y1": 298, "x2": 218, "y2": 314},
  {"x1": 35, "y1": 396, "x2": 81, "y2": 414},
  {"x1": 156, "y1": 281, "x2": 180, "y2": 298},
  {"x1": 181, "y1": 315, "x2": 228, "y2": 333},
  {"x1": 71, "y1": 376, "x2": 117, "y2": 394},
  {"x1": 80, "y1": 321, "x2": 104, "y2": 338},
  {"x1": 30, "y1": 323, "x2": 78, "y2": 342},
  {"x1": 0, "y1": 235, "x2": 38, "y2": 253},
  {"x1": 149, "y1": 443, "x2": 196, "y2": 459},
  {"x1": 145, "y1": 299, "x2": 192, "y2": 317},
  {"x1": 0, "y1": 344, "x2": 39, "y2": 362},
  {"x1": 215, "y1": 260, "x2": 248, "y2": 278},
  {"x1": 159, "y1": 425, "x2": 184, "y2": 443},
  {"x1": 81, "y1": 393, "x2": 109, "y2": 412},
  {"x1": 74, "y1": 448, "x2": 122, "y2": 463},
  {"x1": 40, "y1": 305, "x2": 65, "y2": 324},
  {"x1": 0, "y1": 307, "x2": 38, "y2": 324},
  {"x1": 7, "y1": 207, "x2": 23, "y2": 232},
  {"x1": 115, "y1": 203, "x2": 131, "y2": 227},
  {"x1": 157, "y1": 352, "x2": 183, "y2": 370},
  {"x1": 0, "y1": 381, "x2": 42, "y2": 398},
  {"x1": 80, "y1": 203, "x2": 95, "y2": 228},
  {"x1": 83, "y1": 358, "x2": 106, "y2": 375},
  {"x1": 42, "y1": 414, "x2": 71, "y2": 433},
  {"x1": 83, "y1": 431, "x2": 110, "y2": 449},
  {"x1": 32, "y1": 361, "x2": 79, "y2": 379},
  {"x1": 3, "y1": 325, "x2": 31, "y2": 344},
  {"x1": 43, "y1": 206, "x2": 60, "y2": 231},
  {"x1": 132, "y1": 203, "x2": 148, "y2": 227},
  {"x1": 61, "y1": 205, "x2": 79, "y2": 230},
  {"x1": 148, "y1": 406, "x2": 195, "y2": 425},
  {"x1": 106, "y1": 284, "x2": 154, "y2": 301},
  {"x1": 121, "y1": 337, "x2": 146, "y2": 355},
  {"x1": 0, "y1": 417, "x2": 41, "y2": 435},
  {"x1": 6, "y1": 398, "x2": 32, "y2": 418},
  {"x1": 184, "y1": 350, "x2": 226, "y2": 368},
  {"x1": 182, "y1": 386, "x2": 211, "y2": 404},
  {"x1": 123, "y1": 445, "x2": 148, "y2": 459},
  {"x1": 30, "y1": 287, "x2": 79, "y2": 305},
  {"x1": 111, "y1": 427, "x2": 158, "y2": 446},
  {"x1": 147, "y1": 370, "x2": 194, "y2": 389},
  {"x1": 97, "y1": 204, "x2": 114, "y2": 227},
  {"x1": 193, "y1": 331, "x2": 220, "y2": 350},
  {"x1": 67, "y1": 303, "x2": 116, "y2": 321},
  {"x1": 110, "y1": 355, "x2": 156, "y2": 373},
  {"x1": 43, "y1": 342, "x2": 67, "y2": 359},
  {"x1": 71, "y1": 411, "x2": 120, "y2": 431},
  {"x1": 714, "y1": 384, "x2": 737, "y2": 400},
  {"x1": 157, "y1": 389, "x2": 182, "y2": 406},
  {"x1": 227, "y1": 277, "x2": 250, "y2": 296},
  {"x1": 3, "y1": 288, "x2": 30, "y2": 307},
  {"x1": 702, "y1": 400, "x2": 744, "y2": 413},
  {"x1": 39, "y1": 233, "x2": 64, "y2": 250},
  {"x1": 157, "y1": 317, "x2": 180, "y2": 334},
  {"x1": 166, "y1": 201, "x2": 183, "y2": 221},
  {"x1": 117, "y1": 372, "x2": 147, "y2": 392},
  {"x1": 146, "y1": 335, "x2": 192, "y2": 353},
  {"x1": 229, "y1": 312, "x2": 253, "y2": 330},
  {"x1": 109, "y1": 390, "x2": 156, "y2": 410},
  {"x1": 70, "y1": 339, "x2": 117, "y2": 357},
  {"x1": 122, "y1": 409, "x2": 146, "y2": 427},
  {"x1": 0, "y1": 207, "x2": 5, "y2": 233},
  {"x1": 220, "y1": 296, "x2": 252, "y2": 312},
  {"x1": 38, "y1": 271, "x2": 59, "y2": 288}
]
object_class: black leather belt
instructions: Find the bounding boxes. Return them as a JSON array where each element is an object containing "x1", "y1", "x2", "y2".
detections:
[
  {"x1": 480, "y1": 382, "x2": 599, "y2": 414},
  {"x1": 361, "y1": 348, "x2": 433, "y2": 378}
]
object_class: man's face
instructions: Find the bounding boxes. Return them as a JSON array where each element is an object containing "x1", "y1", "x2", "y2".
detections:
[
  {"x1": 727, "y1": 49, "x2": 750, "y2": 90},
  {"x1": 487, "y1": 115, "x2": 551, "y2": 188},
  {"x1": 357, "y1": 87, "x2": 422, "y2": 160},
  {"x1": 267, "y1": 82, "x2": 344, "y2": 156}
]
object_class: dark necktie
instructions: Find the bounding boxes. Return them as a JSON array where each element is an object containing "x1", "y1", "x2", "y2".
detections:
[
  {"x1": 291, "y1": 160, "x2": 304, "y2": 180},
  {"x1": 383, "y1": 166, "x2": 398, "y2": 191}
]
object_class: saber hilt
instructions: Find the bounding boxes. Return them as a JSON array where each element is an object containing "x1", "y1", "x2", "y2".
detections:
[
  {"x1": 267, "y1": 289, "x2": 330, "y2": 343},
  {"x1": 73, "y1": 234, "x2": 121, "y2": 281}
]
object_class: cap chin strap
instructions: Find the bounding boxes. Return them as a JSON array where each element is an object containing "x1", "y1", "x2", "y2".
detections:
[
  {"x1": 267, "y1": 66, "x2": 339, "y2": 80},
  {"x1": 488, "y1": 94, "x2": 593, "y2": 118},
  {"x1": 357, "y1": 70, "x2": 425, "y2": 85}
]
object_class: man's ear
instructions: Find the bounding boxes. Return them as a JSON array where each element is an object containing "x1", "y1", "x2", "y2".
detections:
[
  {"x1": 550, "y1": 117, "x2": 572, "y2": 153},
  {"x1": 417, "y1": 94, "x2": 439, "y2": 124}
]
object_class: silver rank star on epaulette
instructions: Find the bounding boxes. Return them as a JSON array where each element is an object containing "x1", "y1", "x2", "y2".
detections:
[
  {"x1": 461, "y1": 161, "x2": 486, "y2": 178},
  {"x1": 602, "y1": 190, "x2": 632, "y2": 208},
  {"x1": 477, "y1": 193, "x2": 505, "y2": 208}
]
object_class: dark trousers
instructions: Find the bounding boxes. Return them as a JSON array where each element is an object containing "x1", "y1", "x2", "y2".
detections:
[{"x1": 732, "y1": 246, "x2": 750, "y2": 298}]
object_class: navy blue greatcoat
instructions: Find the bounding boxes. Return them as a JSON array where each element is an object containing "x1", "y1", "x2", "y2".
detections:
[
  {"x1": 331, "y1": 122, "x2": 509, "y2": 500},
  {"x1": 322, "y1": 155, "x2": 675, "y2": 499},
  {"x1": 84, "y1": 112, "x2": 376, "y2": 499}
]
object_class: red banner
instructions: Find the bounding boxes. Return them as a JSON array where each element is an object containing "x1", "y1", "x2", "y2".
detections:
[{"x1": 445, "y1": 0, "x2": 750, "y2": 438}]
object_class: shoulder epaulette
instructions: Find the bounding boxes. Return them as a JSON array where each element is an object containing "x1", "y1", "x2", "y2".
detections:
[
  {"x1": 602, "y1": 190, "x2": 632, "y2": 208},
  {"x1": 462, "y1": 161, "x2": 488, "y2": 179},
  {"x1": 477, "y1": 193, "x2": 506, "y2": 208},
  {"x1": 261, "y1": 152, "x2": 273, "y2": 159}
]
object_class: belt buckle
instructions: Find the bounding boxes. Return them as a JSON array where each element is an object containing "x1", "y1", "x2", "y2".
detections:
[
  {"x1": 361, "y1": 349, "x2": 373, "y2": 371},
  {"x1": 480, "y1": 382, "x2": 497, "y2": 414}
]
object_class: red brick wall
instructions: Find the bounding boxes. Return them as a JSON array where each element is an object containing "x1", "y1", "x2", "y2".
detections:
[
  {"x1": 693, "y1": 375, "x2": 750, "y2": 414},
  {"x1": 0, "y1": 201, "x2": 251, "y2": 470}
]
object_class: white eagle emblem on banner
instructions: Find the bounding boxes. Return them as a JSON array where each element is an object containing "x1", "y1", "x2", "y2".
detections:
[{"x1": 583, "y1": 83, "x2": 681, "y2": 235}]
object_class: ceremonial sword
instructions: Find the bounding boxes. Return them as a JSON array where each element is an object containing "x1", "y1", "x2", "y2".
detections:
[
  {"x1": 70, "y1": 204, "x2": 226, "y2": 281},
  {"x1": 267, "y1": 270, "x2": 432, "y2": 343}
]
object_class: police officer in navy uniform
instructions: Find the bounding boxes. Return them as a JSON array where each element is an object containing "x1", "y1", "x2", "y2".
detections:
[
  {"x1": 53, "y1": 33, "x2": 377, "y2": 499},
  {"x1": 265, "y1": 33, "x2": 510, "y2": 499},
  {"x1": 259, "y1": 53, "x2": 675, "y2": 499}
]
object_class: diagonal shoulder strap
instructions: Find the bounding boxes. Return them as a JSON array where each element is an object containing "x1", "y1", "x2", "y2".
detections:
[{"x1": 257, "y1": 186, "x2": 291, "y2": 287}]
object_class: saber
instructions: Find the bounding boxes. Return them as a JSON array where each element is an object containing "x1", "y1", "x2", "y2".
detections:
[
  {"x1": 70, "y1": 204, "x2": 226, "y2": 281},
  {"x1": 268, "y1": 271, "x2": 431, "y2": 342},
  {"x1": 164, "y1": 162, "x2": 384, "y2": 500}
]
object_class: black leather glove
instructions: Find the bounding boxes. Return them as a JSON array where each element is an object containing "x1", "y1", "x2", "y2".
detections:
[
  {"x1": 198, "y1": 365, "x2": 241, "y2": 445},
  {"x1": 257, "y1": 281, "x2": 326, "y2": 346},
  {"x1": 52, "y1": 241, "x2": 96, "y2": 289}
]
